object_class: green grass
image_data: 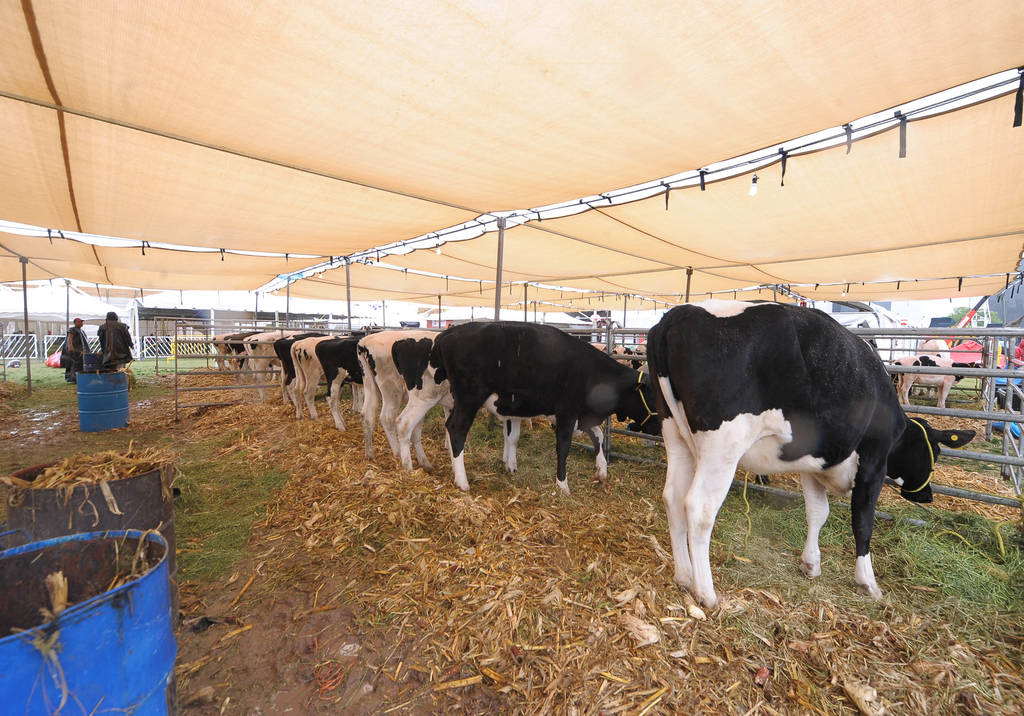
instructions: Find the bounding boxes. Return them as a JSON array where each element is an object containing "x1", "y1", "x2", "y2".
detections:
[
  {"x1": 450, "y1": 414, "x2": 1024, "y2": 624},
  {"x1": 173, "y1": 430, "x2": 288, "y2": 583},
  {"x1": 0, "y1": 357, "x2": 209, "y2": 412}
]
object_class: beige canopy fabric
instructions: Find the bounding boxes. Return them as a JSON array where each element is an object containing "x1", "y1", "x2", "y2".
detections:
[
  {"x1": 1, "y1": 2, "x2": 1022, "y2": 304},
  {"x1": 2, "y1": 1, "x2": 1022, "y2": 253},
  {"x1": 0, "y1": 232, "x2": 321, "y2": 290},
  {"x1": 377, "y1": 93, "x2": 1024, "y2": 303}
]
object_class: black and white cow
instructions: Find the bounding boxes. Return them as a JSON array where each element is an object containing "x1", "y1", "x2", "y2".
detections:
[
  {"x1": 305, "y1": 336, "x2": 365, "y2": 430},
  {"x1": 646, "y1": 300, "x2": 975, "y2": 608},
  {"x1": 243, "y1": 330, "x2": 307, "y2": 401},
  {"x1": 273, "y1": 332, "x2": 327, "y2": 407},
  {"x1": 290, "y1": 335, "x2": 339, "y2": 421},
  {"x1": 214, "y1": 331, "x2": 259, "y2": 372},
  {"x1": 358, "y1": 330, "x2": 451, "y2": 472},
  {"x1": 893, "y1": 354, "x2": 977, "y2": 409},
  {"x1": 429, "y1": 322, "x2": 661, "y2": 493}
]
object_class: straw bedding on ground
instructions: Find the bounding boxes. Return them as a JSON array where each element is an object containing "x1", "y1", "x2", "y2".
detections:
[{"x1": 166, "y1": 371, "x2": 1023, "y2": 714}]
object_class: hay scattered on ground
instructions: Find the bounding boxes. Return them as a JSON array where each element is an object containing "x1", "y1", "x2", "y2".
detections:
[{"x1": 172, "y1": 393, "x2": 1023, "y2": 714}]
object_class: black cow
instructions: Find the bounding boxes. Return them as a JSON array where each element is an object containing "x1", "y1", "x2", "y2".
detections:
[
  {"x1": 313, "y1": 337, "x2": 365, "y2": 430},
  {"x1": 646, "y1": 300, "x2": 974, "y2": 608},
  {"x1": 429, "y1": 322, "x2": 661, "y2": 493},
  {"x1": 273, "y1": 332, "x2": 327, "y2": 408}
]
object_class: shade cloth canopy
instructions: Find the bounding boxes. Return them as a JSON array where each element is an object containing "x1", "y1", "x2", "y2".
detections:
[
  {"x1": 0, "y1": 231, "x2": 322, "y2": 289},
  {"x1": 0, "y1": 1, "x2": 1022, "y2": 300}
]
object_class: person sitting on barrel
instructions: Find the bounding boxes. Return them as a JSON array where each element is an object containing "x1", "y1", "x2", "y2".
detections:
[
  {"x1": 97, "y1": 311, "x2": 134, "y2": 371},
  {"x1": 63, "y1": 317, "x2": 87, "y2": 383}
]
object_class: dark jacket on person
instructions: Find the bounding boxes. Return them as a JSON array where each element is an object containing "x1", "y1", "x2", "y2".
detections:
[
  {"x1": 66, "y1": 326, "x2": 86, "y2": 355},
  {"x1": 98, "y1": 318, "x2": 133, "y2": 366}
]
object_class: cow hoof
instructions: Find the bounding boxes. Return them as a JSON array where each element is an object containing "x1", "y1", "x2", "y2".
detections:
[
  {"x1": 799, "y1": 560, "x2": 821, "y2": 578},
  {"x1": 555, "y1": 481, "x2": 570, "y2": 496},
  {"x1": 696, "y1": 591, "x2": 718, "y2": 610},
  {"x1": 454, "y1": 477, "x2": 470, "y2": 492},
  {"x1": 856, "y1": 582, "x2": 883, "y2": 600}
]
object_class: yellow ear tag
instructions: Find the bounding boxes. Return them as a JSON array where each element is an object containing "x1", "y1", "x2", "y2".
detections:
[{"x1": 951, "y1": 435, "x2": 958, "y2": 442}]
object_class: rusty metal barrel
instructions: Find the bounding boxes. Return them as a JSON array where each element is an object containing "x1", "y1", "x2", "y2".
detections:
[{"x1": 3, "y1": 463, "x2": 178, "y2": 616}]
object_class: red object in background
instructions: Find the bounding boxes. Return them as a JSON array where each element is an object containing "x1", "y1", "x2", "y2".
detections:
[
  {"x1": 950, "y1": 339, "x2": 983, "y2": 364},
  {"x1": 45, "y1": 351, "x2": 62, "y2": 368}
]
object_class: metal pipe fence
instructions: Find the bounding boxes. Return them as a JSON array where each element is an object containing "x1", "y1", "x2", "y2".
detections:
[
  {"x1": 571, "y1": 324, "x2": 1024, "y2": 510},
  {"x1": 170, "y1": 320, "x2": 379, "y2": 421}
]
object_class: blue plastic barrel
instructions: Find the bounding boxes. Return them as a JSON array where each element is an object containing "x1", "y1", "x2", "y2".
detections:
[
  {"x1": 0, "y1": 530, "x2": 176, "y2": 714},
  {"x1": 82, "y1": 352, "x2": 102, "y2": 372},
  {"x1": 76, "y1": 371, "x2": 129, "y2": 431}
]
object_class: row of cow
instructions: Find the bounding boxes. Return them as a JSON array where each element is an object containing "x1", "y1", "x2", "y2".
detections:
[{"x1": 213, "y1": 303, "x2": 975, "y2": 609}]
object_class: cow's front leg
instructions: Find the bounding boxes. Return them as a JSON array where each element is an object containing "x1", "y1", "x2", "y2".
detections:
[
  {"x1": 553, "y1": 415, "x2": 575, "y2": 495},
  {"x1": 798, "y1": 473, "x2": 829, "y2": 578},
  {"x1": 850, "y1": 452, "x2": 886, "y2": 600}
]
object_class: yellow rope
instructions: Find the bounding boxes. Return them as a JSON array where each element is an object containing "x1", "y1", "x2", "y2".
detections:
[
  {"x1": 901, "y1": 418, "x2": 934, "y2": 494},
  {"x1": 741, "y1": 471, "x2": 752, "y2": 551},
  {"x1": 633, "y1": 371, "x2": 657, "y2": 427}
]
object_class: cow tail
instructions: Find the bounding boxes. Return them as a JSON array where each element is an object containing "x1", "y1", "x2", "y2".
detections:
[{"x1": 429, "y1": 340, "x2": 447, "y2": 385}]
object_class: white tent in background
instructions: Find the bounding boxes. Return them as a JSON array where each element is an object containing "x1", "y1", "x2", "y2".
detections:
[{"x1": 0, "y1": 283, "x2": 119, "y2": 323}]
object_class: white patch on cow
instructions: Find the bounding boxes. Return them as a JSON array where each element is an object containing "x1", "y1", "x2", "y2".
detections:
[
  {"x1": 799, "y1": 473, "x2": 829, "y2": 578},
  {"x1": 451, "y1": 451, "x2": 469, "y2": 491},
  {"x1": 693, "y1": 299, "x2": 760, "y2": 318},
  {"x1": 855, "y1": 554, "x2": 882, "y2": 599}
]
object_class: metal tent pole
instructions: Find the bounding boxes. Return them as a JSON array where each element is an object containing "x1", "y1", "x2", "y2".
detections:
[
  {"x1": 382, "y1": 300, "x2": 387, "y2": 328},
  {"x1": 286, "y1": 281, "x2": 291, "y2": 326},
  {"x1": 345, "y1": 259, "x2": 353, "y2": 331},
  {"x1": 438, "y1": 295, "x2": 442, "y2": 328},
  {"x1": 494, "y1": 217, "x2": 506, "y2": 321},
  {"x1": 622, "y1": 294, "x2": 627, "y2": 328},
  {"x1": 685, "y1": 267, "x2": 693, "y2": 302},
  {"x1": 65, "y1": 279, "x2": 70, "y2": 335},
  {"x1": 20, "y1": 257, "x2": 31, "y2": 395},
  {"x1": 523, "y1": 283, "x2": 528, "y2": 321}
]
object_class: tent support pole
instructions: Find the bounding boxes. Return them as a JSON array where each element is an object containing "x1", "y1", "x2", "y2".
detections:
[
  {"x1": 286, "y1": 281, "x2": 291, "y2": 326},
  {"x1": 438, "y1": 295, "x2": 442, "y2": 328},
  {"x1": 685, "y1": 267, "x2": 693, "y2": 302},
  {"x1": 622, "y1": 294, "x2": 627, "y2": 328},
  {"x1": 494, "y1": 216, "x2": 506, "y2": 321},
  {"x1": 20, "y1": 257, "x2": 31, "y2": 396},
  {"x1": 65, "y1": 279, "x2": 70, "y2": 335},
  {"x1": 345, "y1": 259, "x2": 353, "y2": 331},
  {"x1": 524, "y1": 283, "x2": 528, "y2": 321},
  {"x1": 382, "y1": 300, "x2": 386, "y2": 328}
]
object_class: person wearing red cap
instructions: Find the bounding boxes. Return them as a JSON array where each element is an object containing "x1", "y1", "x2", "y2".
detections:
[{"x1": 64, "y1": 317, "x2": 87, "y2": 383}]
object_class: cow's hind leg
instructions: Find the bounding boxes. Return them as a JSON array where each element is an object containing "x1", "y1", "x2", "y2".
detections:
[
  {"x1": 303, "y1": 372, "x2": 321, "y2": 421},
  {"x1": 503, "y1": 418, "x2": 521, "y2": 473},
  {"x1": 662, "y1": 416, "x2": 696, "y2": 592},
  {"x1": 360, "y1": 363, "x2": 381, "y2": 459},
  {"x1": 799, "y1": 473, "x2": 829, "y2": 578},
  {"x1": 328, "y1": 375, "x2": 346, "y2": 431},
  {"x1": 396, "y1": 394, "x2": 441, "y2": 472},
  {"x1": 685, "y1": 428, "x2": 750, "y2": 609},
  {"x1": 446, "y1": 396, "x2": 486, "y2": 491}
]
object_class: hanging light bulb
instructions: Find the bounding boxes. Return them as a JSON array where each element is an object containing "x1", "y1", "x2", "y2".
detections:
[{"x1": 748, "y1": 174, "x2": 759, "y2": 196}]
